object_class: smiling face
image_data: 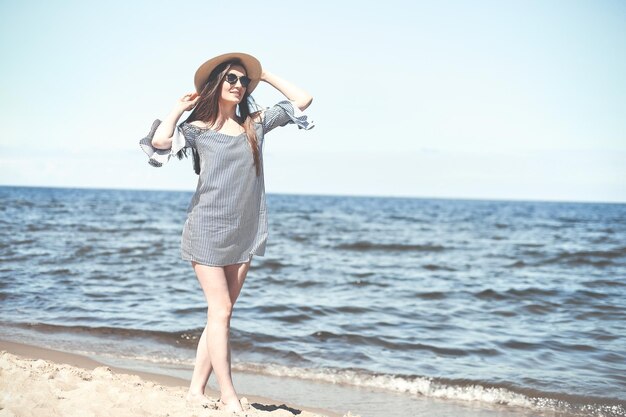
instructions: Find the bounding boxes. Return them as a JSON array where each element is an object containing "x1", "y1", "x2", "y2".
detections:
[{"x1": 220, "y1": 64, "x2": 247, "y2": 105}]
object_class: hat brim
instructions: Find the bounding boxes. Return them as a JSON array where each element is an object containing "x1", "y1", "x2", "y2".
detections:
[{"x1": 194, "y1": 52, "x2": 262, "y2": 94}]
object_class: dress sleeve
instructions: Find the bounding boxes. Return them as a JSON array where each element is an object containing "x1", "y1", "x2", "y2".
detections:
[
  {"x1": 138, "y1": 119, "x2": 196, "y2": 167},
  {"x1": 261, "y1": 100, "x2": 315, "y2": 134}
]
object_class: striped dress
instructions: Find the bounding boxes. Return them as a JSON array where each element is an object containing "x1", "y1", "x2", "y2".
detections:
[{"x1": 139, "y1": 100, "x2": 314, "y2": 266}]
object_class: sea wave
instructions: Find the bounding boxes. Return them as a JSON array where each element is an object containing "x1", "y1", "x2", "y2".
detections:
[
  {"x1": 233, "y1": 363, "x2": 626, "y2": 417},
  {"x1": 335, "y1": 241, "x2": 448, "y2": 252}
]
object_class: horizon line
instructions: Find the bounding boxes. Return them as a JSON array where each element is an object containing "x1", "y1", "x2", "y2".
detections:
[{"x1": 1, "y1": 183, "x2": 625, "y2": 206}]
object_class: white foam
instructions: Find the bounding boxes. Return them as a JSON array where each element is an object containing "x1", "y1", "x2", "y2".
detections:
[
  {"x1": 234, "y1": 362, "x2": 531, "y2": 406},
  {"x1": 232, "y1": 362, "x2": 626, "y2": 416}
]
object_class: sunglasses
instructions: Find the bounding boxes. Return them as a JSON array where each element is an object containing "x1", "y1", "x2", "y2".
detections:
[{"x1": 224, "y1": 73, "x2": 251, "y2": 88}]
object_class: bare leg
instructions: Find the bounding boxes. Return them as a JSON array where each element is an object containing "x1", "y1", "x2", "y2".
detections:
[
  {"x1": 187, "y1": 260, "x2": 251, "y2": 411},
  {"x1": 223, "y1": 261, "x2": 251, "y2": 384},
  {"x1": 186, "y1": 324, "x2": 213, "y2": 403}
]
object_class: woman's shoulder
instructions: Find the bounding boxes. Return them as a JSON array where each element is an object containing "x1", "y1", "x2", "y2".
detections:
[
  {"x1": 187, "y1": 117, "x2": 261, "y2": 127},
  {"x1": 181, "y1": 120, "x2": 217, "y2": 133},
  {"x1": 187, "y1": 120, "x2": 210, "y2": 129}
]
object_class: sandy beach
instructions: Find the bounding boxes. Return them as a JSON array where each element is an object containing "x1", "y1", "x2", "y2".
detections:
[{"x1": 0, "y1": 340, "x2": 350, "y2": 417}]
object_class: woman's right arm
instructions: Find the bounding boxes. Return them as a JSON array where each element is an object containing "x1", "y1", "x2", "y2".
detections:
[
  {"x1": 260, "y1": 71, "x2": 313, "y2": 111},
  {"x1": 152, "y1": 93, "x2": 200, "y2": 149}
]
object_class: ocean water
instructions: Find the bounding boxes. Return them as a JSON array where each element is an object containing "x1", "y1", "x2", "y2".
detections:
[{"x1": 1, "y1": 185, "x2": 625, "y2": 416}]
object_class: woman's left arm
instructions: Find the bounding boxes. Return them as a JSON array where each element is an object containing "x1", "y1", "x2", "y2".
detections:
[{"x1": 261, "y1": 70, "x2": 313, "y2": 111}]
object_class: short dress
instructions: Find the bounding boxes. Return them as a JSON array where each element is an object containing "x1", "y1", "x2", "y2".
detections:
[{"x1": 139, "y1": 100, "x2": 314, "y2": 266}]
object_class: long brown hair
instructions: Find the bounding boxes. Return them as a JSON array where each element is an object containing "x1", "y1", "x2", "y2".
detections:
[{"x1": 184, "y1": 59, "x2": 263, "y2": 176}]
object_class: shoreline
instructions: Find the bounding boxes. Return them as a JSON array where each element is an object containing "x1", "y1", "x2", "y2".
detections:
[
  {"x1": 0, "y1": 339, "x2": 345, "y2": 417},
  {"x1": 1, "y1": 335, "x2": 615, "y2": 417}
]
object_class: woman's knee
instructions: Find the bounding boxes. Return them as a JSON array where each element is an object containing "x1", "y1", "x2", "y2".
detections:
[{"x1": 207, "y1": 302, "x2": 234, "y2": 322}]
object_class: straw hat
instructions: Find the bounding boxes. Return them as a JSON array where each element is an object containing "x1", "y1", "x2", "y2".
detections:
[{"x1": 194, "y1": 52, "x2": 262, "y2": 94}]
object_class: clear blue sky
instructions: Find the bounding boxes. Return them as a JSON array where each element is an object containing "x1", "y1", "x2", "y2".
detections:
[{"x1": 1, "y1": 0, "x2": 625, "y2": 202}]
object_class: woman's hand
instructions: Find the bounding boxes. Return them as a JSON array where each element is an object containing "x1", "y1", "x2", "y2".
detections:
[{"x1": 177, "y1": 92, "x2": 200, "y2": 112}]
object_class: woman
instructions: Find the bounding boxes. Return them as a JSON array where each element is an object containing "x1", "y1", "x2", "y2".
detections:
[{"x1": 139, "y1": 52, "x2": 314, "y2": 413}]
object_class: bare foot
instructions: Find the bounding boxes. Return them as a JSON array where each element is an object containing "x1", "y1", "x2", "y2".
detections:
[
  {"x1": 186, "y1": 392, "x2": 215, "y2": 408},
  {"x1": 219, "y1": 394, "x2": 244, "y2": 413}
]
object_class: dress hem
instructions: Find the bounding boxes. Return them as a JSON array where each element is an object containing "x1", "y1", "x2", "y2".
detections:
[{"x1": 181, "y1": 252, "x2": 264, "y2": 267}]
